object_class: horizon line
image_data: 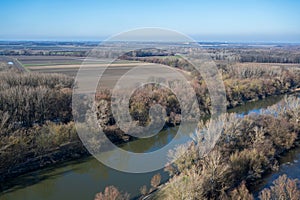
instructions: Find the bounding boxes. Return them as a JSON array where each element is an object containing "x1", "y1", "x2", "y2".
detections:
[{"x1": 1, "y1": 40, "x2": 300, "y2": 45}]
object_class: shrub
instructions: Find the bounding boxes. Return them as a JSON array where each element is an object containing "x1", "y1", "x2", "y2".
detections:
[
  {"x1": 259, "y1": 174, "x2": 300, "y2": 200},
  {"x1": 94, "y1": 186, "x2": 129, "y2": 200},
  {"x1": 151, "y1": 173, "x2": 162, "y2": 188},
  {"x1": 229, "y1": 148, "x2": 269, "y2": 182},
  {"x1": 227, "y1": 181, "x2": 254, "y2": 200},
  {"x1": 160, "y1": 96, "x2": 300, "y2": 200},
  {"x1": 139, "y1": 185, "x2": 148, "y2": 196}
]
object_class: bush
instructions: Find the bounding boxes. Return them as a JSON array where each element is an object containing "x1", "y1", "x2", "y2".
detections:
[
  {"x1": 151, "y1": 173, "x2": 162, "y2": 188},
  {"x1": 259, "y1": 174, "x2": 300, "y2": 200},
  {"x1": 94, "y1": 186, "x2": 129, "y2": 200},
  {"x1": 227, "y1": 181, "x2": 254, "y2": 200},
  {"x1": 160, "y1": 96, "x2": 300, "y2": 199},
  {"x1": 229, "y1": 149, "x2": 269, "y2": 182}
]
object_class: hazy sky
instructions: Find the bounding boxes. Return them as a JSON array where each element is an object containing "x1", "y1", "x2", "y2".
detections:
[{"x1": 0, "y1": 0, "x2": 299, "y2": 42}]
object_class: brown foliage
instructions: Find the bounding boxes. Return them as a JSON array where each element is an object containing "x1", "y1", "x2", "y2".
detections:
[
  {"x1": 94, "y1": 186, "x2": 129, "y2": 200},
  {"x1": 259, "y1": 175, "x2": 300, "y2": 200},
  {"x1": 0, "y1": 71, "x2": 74, "y2": 127},
  {"x1": 228, "y1": 181, "x2": 254, "y2": 200},
  {"x1": 162, "y1": 96, "x2": 300, "y2": 199},
  {"x1": 139, "y1": 185, "x2": 148, "y2": 196},
  {"x1": 151, "y1": 173, "x2": 162, "y2": 188}
]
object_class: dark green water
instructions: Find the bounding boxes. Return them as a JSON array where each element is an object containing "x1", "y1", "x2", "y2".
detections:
[{"x1": 0, "y1": 94, "x2": 297, "y2": 200}]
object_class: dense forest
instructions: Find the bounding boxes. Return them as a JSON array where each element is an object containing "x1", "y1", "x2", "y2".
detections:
[
  {"x1": 122, "y1": 46, "x2": 300, "y2": 63},
  {"x1": 0, "y1": 71, "x2": 87, "y2": 180},
  {"x1": 2, "y1": 44, "x2": 300, "y2": 63},
  {"x1": 154, "y1": 96, "x2": 300, "y2": 199},
  {"x1": 1, "y1": 46, "x2": 300, "y2": 199},
  {"x1": 95, "y1": 54, "x2": 300, "y2": 128},
  {"x1": 95, "y1": 96, "x2": 300, "y2": 200},
  {"x1": 1, "y1": 48, "x2": 300, "y2": 180}
]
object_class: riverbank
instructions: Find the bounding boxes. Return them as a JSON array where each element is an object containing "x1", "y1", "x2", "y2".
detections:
[
  {"x1": 1, "y1": 88, "x2": 295, "y2": 184},
  {"x1": 0, "y1": 93, "x2": 284, "y2": 183},
  {"x1": 148, "y1": 95, "x2": 300, "y2": 200},
  {"x1": 1, "y1": 94, "x2": 299, "y2": 200},
  {"x1": 251, "y1": 143, "x2": 300, "y2": 198},
  {"x1": 0, "y1": 141, "x2": 89, "y2": 182},
  {"x1": 0, "y1": 119, "x2": 180, "y2": 183},
  {"x1": 1, "y1": 62, "x2": 300, "y2": 198}
]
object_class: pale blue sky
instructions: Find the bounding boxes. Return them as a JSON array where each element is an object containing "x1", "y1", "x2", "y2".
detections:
[{"x1": 0, "y1": 0, "x2": 299, "y2": 42}]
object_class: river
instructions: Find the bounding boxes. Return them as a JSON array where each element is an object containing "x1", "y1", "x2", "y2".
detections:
[
  {"x1": 251, "y1": 147, "x2": 300, "y2": 199},
  {"x1": 0, "y1": 94, "x2": 298, "y2": 200}
]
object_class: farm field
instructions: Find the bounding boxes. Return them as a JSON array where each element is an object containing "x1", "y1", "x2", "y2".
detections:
[
  {"x1": 15, "y1": 56, "x2": 140, "y2": 75},
  {"x1": 15, "y1": 56, "x2": 139, "y2": 66},
  {"x1": 2, "y1": 47, "x2": 300, "y2": 200},
  {"x1": 1, "y1": 0, "x2": 300, "y2": 199},
  {"x1": 15, "y1": 56, "x2": 85, "y2": 66},
  {"x1": 14, "y1": 55, "x2": 191, "y2": 88},
  {"x1": 25, "y1": 62, "x2": 148, "y2": 78}
]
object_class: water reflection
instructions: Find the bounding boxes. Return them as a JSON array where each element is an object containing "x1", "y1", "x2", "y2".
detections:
[
  {"x1": 228, "y1": 95, "x2": 283, "y2": 115},
  {"x1": 252, "y1": 147, "x2": 300, "y2": 198},
  {"x1": 1, "y1": 94, "x2": 296, "y2": 200}
]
